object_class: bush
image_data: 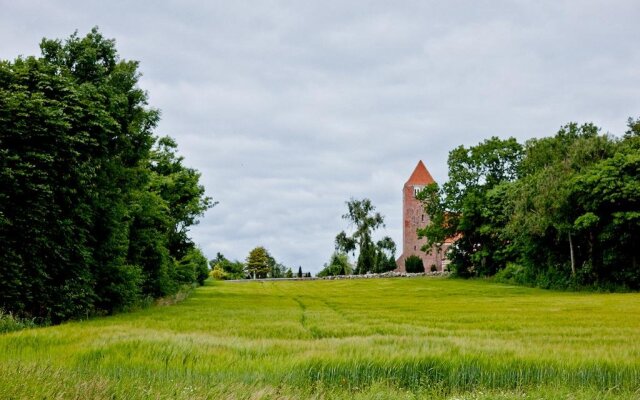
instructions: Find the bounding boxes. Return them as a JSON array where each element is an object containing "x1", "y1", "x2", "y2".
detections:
[
  {"x1": 215, "y1": 259, "x2": 245, "y2": 280},
  {"x1": 102, "y1": 264, "x2": 143, "y2": 312},
  {"x1": 318, "y1": 252, "x2": 353, "y2": 277},
  {"x1": 0, "y1": 310, "x2": 37, "y2": 333},
  {"x1": 534, "y1": 265, "x2": 575, "y2": 290},
  {"x1": 175, "y1": 248, "x2": 209, "y2": 285},
  {"x1": 493, "y1": 263, "x2": 531, "y2": 285},
  {"x1": 405, "y1": 255, "x2": 424, "y2": 273},
  {"x1": 209, "y1": 265, "x2": 226, "y2": 280}
]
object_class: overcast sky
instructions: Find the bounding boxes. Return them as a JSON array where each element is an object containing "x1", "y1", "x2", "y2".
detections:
[{"x1": 2, "y1": 1, "x2": 639, "y2": 272}]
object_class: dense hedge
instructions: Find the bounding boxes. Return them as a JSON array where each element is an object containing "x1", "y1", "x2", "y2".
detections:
[{"x1": 0, "y1": 29, "x2": 214, "y2": 323}]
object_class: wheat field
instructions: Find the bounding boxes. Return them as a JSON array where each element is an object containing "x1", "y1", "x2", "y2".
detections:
[{"x1": 1, "y1": 277, "x2": 639, "y2": 399}]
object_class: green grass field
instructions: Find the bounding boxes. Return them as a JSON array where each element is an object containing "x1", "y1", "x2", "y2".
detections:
[{"x1": 1, "y1": 277, "x2": 639, "y2": 399}]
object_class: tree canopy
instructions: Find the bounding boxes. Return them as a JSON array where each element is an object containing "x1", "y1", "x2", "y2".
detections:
[
  {"x1": 419, "y1": 120, "x2": 640, "y2": 290},
  {"x1": 317, "y1": 252, "x2": 353, "y2": 277},
  {"x1": 334, "y1": 198, "x2": 396, "y2": 274},
  {"x1": 0, "y1": 28, "x2": 214, "y2": 323}
]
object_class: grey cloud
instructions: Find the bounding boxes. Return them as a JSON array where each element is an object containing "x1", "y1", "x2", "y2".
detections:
[{"x1": 2, "y1": 0, "x2": 639, "y2": 271}]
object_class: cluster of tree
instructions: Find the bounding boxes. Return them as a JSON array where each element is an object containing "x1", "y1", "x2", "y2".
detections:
[
  {"x1": 0, "y1": 29, "x2": 214, "y2": 323},
  {"x1": 326, "y1": 198, "x2": 397, "y2": 276},
  {"x1": 418, "y1": 120, "x2": 639, "y2": 289},
  {"x1": 209, "y1": 248, "x2": 294, "y2": 280},
  {"x1": 317, "y1": 252, "x2": 353, "y2": 277},
  {"x1": 209, "y1": 253, "x2": 246, "y2": 280}
]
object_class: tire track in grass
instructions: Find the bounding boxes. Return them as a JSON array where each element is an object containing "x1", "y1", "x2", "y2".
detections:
[
  {"x1": 293, "y1": 296, "x2": 326, "y2": 339},
  {"x1": 294, "y1": 295, "x2": 361, "y2": 339},
  {"x1": 321, "y1": 299, "x2": 356, "y2": 323},
  {"x1": 292, "y1": 297, "x2": 308, "y2": 330}
]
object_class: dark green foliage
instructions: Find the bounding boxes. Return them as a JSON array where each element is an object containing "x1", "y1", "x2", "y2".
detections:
[
  {"x1": 176, "y1": 247, "x2": 209, "y2": 286},
  {"x1": 222, "y1": 261, "x2": 246, "y2": 280},
  {"x1": 318, "y1": 252, "x2": 353, "y2": 277},
  {"x1": 493, "y1": 263, "x2": 533, "y2": 286},
  {"x1": 373, "y1": 236, "x2": 397, "y2": 273},
  {"x1": 505, "y1": 123, "x2": 626, "y2": 287},
  {"x1": 418, "y1": 137, "x2": 523, "y2": 277},
  {"x1": 569, "y1": 139, "x2": 640, "y2": 287},
  {"x1": 209, "y1": 253, "x2": 246, "y2": 280},
  {"x1": 0, "y1": 29, "x2": 214, "y2": 323},
  {"x1": 421, "y1": 120, "x2": 640, "y2": 290},
  {"x1": 405, "y1": 255, "x2": 424, "y2": 273}
]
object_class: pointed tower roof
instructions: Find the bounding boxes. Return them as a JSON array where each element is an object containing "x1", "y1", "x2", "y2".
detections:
[{"x1": 405, "y1": 160, "x2": 435, "y2": 186}]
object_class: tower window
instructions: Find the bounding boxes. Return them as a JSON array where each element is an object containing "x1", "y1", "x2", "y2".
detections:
[
  {"x1": 414, "y1": 186, "x2": 423, "y2": 198},
  {"x1": 422, "y1": 214, "x2": 424, "y2": 221}
]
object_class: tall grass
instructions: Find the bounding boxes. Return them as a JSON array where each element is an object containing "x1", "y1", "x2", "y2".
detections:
[
  {"x1": 0, "y1": 309, "x2": 38, "y2": 333},
  {"x1": 1, "y1": 278, "x2": 639, "y2": 399}
]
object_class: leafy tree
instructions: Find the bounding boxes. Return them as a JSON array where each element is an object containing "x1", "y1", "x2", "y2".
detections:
[
  {"x1": 318, "y1": 252, "x2": 353, "y2": 277},
  {"x1": 405, "y1": 255, "x2": 424, "y2": 273},
  {"x1": 506, "y1": 124, "x2": 616, "y2": 279},
  {"x1": 373, "y1": 236, "x2": 397, "y2": 273},
  {"x1": 418, "y1": 137, "x2": 523, "y2": 277},
  {"x1": 245, "y1": 247, "x2": 271, "y2": 279},
  {"x1": 335, "y1": 198, "x2": 385, "y2": 274},
  {"x1": 209, "y1": 252, "x2": 227, "y2": 269},
  {"x1": 569, "y1": 136, "x2": 639, "y2": 286},
  {"x1": 209, "y1": 254, "x2": 245, "y2": 280},
  {"x1": 421, "y1": 120, "x2": 638, "y2": 289},
  {"x1": 625, "y1": 116, "x2": 639, "y2": 138},
  {"x1": 148, "y1": 136, "x2": 215, "y2": 259},
  {"x1": 266, "y1": 254, "x2": 288, "y2": 278},
  {"x1": 175, "y1": 247, "x2": 209, "y2": 285},
  {"x1": 225, "y1": 260, "x2": 247, "y2": 280},
  {"x1": 0, "y1": 29, "x2": 214, "y2": 322}
]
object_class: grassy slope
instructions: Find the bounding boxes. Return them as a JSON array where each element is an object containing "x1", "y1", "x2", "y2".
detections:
[{"x1": 1, "y1": 278, "x2": 639, "y2": 399}]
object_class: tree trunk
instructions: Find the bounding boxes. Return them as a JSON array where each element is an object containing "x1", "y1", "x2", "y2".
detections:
[{"x1": 568, "y1": 232, "x2": 576, "y2": 276}]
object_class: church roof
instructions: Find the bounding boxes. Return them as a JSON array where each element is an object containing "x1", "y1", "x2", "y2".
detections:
[{"x1": 405, "y1": 160, "x2": 435, "y2": 186}]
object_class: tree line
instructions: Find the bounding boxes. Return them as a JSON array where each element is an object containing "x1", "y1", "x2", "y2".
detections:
[
  {"x1": 419, "y1": 120, "x2": 639, "y2": 290},
  {"x1": 0, "y1": 29, "x2": 213, "y2": 323},
  {"x1": 209, "y1": 247, "x2": 301, "y2": 280}
]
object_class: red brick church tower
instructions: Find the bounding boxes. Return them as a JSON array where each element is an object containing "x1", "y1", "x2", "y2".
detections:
[{"x1": 396, "y1": 161, "x2": 450, "y2": 272}]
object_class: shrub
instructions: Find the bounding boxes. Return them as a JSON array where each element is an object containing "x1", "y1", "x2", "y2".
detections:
[
  {"x1": 494, "y1": 263, "x2": 533, "y2": 286},
  {"x1": 0, "y1": 310, "x2": 37, "y2": 333},
  {"x1": 318, "y1": 252, "x2": 353, "y2": 277},
  {"x1": 211, "y1": 259, "x2": 245, "y2": 280},
  {"x1": 209, "y1": 265, "x2": 226, "y2": 280},
  {"x1": 102, "y1": 264, "x2": 143, "y2": 312},
  {"x1": 405, "y1": 255, "x2": 424, "y2": 273}
]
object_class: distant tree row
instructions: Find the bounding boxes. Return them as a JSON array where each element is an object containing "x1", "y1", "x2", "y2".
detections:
[
  {"x1": 209, "y1": 247, "x2": 296, "y2": 280},
  {"x1": 0, "y1": 29, "x2": 214, "y2": 323},
  {"x1": 419, "y1": 119, "x2": 639, "y2": 290}
]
